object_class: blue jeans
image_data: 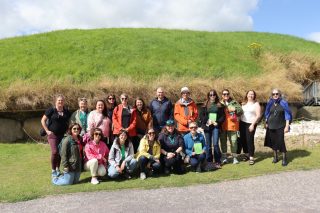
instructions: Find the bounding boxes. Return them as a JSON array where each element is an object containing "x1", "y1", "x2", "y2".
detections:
[
  {"x1": 139, "y1": 156, "x2": 161, "y2": 173},
  {"x1": 190, "y1": 153, "x2": 206, "y2": 169},
  {"x1": 204, "y1": 127, "x2": 221, "y2": 163},
  {"x1": 52, "y1": 171, "x2": 81, "y2": 186},
  {"x1": 108, "y1": 159, "x2": 137, "y2": 178}
]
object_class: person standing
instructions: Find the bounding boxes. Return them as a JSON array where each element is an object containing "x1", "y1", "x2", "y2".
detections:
[
  {"x1": 264, "y1": 89, "x2": 292, "y2": 166},
  {"x1": 41, "y1": 94, "x2": 71, "y2": 177},
  {"x1": 220, "y1": 89, "x2": 243, "y2": 164},
  {"x1": 134, "y1": 97, "x2": 153, "y2": 141},
  {"x1": 112, "y1": 93, "x2": 137, "y2": 151},
  {"x1": 149, "y1": 87, "x2": 173, "y2": 133},
  {"x1": 70, "y1": 97, "x2": 89, "y2": 136},
  {"x1": 174, "y1": 87, "x2": 198, "y2": 136},
  {"x1": 199, "y1": 89, "x2": 225, "y2": 169},
  {"x1": 238, "y1": 90, "x2": 261, "y2": 165}
]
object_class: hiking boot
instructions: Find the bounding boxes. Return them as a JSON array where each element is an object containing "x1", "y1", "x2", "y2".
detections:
[
  {"x1": 140, "y1": 172, "x2": 146, "y2": 180},
  {"x1": 282, "y1": 158, "x2": 288, "y2": 166},
  {"x1": 221, "y1": 158, "x2": 228, "y2": 164},
  {"x1": 272, "y1": 157, "x2": 279, "y2": 163}
]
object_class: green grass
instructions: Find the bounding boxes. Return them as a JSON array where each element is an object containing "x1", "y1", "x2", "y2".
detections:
[
  {"x1": 0, "y1": 28, "x2": 320, "y2": 86},
  {"x1": 0, "y1": 142, "x2": 319, "y2": 203}
]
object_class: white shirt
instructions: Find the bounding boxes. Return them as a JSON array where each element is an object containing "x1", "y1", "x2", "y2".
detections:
[{"x1": 241, "y1": 102, "x2": 259, "y2": 124}]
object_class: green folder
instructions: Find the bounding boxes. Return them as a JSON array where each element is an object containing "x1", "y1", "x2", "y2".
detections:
[
  {"x1": 193, "y1": 142, "x2": 203, "y2": 154},
  {"x1": 209, "y1": 113, "x2": 217, "y2": 122}
]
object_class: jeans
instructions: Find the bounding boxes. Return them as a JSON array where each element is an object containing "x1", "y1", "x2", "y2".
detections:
[
  {"x1": 52, "y1": 171, "x2": 81, "y2": 186},
  {"x1": 139, "y1": 156, "x2": 161, "y2": 173},
  {"x1": 204, "y1": 127, "x2": 221, "y2": 163},
  {"x1": 190, "y1": 153, "x2": 206, "y2": 169},
  {"x1": 108, "y1": 159, "x2": 137, "y2": 178}
]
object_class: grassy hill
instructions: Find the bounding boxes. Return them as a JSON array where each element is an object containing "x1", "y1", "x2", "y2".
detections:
[{"x1": 0, "y1": 28, "x2": 319, "y2": 110}]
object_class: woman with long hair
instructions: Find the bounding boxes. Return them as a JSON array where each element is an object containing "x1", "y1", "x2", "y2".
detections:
[{"x1": 199, "y1": 89, "x2": 225, "y2": 169}]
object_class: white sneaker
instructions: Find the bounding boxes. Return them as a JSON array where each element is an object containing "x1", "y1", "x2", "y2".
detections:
[
  {"x1": 221, "y1": 158, "x2": 228, "y2": 164},
  {"x1": 140, "y1": 172, "x2": 146, "y2": 180},
  {"x1": 233, "y1": 157, "x2": 239, "y2": 164},
  {"x1": 91, "y1": 177, "x2": 99, "y2": 185}
]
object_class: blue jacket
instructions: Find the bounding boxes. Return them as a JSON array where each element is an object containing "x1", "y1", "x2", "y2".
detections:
[
  {"x1": 183, "y1": 132, "x2": 206, "y2": 157},
  {"x1": 149, "y1": 97, "x2": 173, "y2": 131},
  {"x1": 265, "y1": 98, "x2": 292, "y2": 122}
]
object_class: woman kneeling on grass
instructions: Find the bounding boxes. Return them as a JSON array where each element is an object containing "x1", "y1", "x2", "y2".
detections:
[
  {"x1": 52, "y1": 123, "x2": 83, "y2": 185},
  {"x1": 136, "y1": 128, "x2": 161, "y2": 180},
  {"x1": 108, "y1": 130, "x2": 137, "y2": 179},
  {"x1": 84, "y1": 128, "x2": 109, "y2": 185}
]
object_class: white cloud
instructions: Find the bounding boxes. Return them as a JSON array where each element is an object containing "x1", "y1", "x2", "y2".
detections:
[
  {"x1": 0, "y1": 0, "x2": 258, "y2": 39},
  {"x1": 306, "y1": 32, "x2": 320, "y2": 43}
]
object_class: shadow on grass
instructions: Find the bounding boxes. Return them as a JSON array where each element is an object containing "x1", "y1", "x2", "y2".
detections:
[{"x1": 254, "y1": 149, "x2": 311, "y2": 164}]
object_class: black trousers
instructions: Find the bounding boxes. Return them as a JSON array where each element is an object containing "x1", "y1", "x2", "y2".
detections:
[{"x1": 237, "y1": 121, "x2": 257, "y2": 157}]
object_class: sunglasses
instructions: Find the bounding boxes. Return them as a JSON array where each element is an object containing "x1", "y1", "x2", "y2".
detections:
[
  {"x1": 79, "y1": 98, "x2": 87, "y2": 102},
  {"x1": 108, "y1": 97, "x2": 115, "y2": 100},
  {"x1": 209, "y1": 93, "x2": 216, "y2": 97},
  {"x1": 72, "y1": 127, "x2": 79, "y2": 131},
  {"x1": 94, "y1": 132, "x2": 102, "y2": 136},
  {"x1": 121, "y1": 97, "x2": 128, "y2": 100},
  {"x1": 272, "y1": 93, "x2": 279, "y2": 96},
  {"x1": 189, "y1": 126, "x2": 197, "y2": 129},
  {"x1": 148, "y1": 132, "x2": 155, "y2": 135},
  {"x1": 181, "y1": 92, "x2": 190, "y2": 95},
  {"x1": 222, "y1": 93, "x2": 229, "y2": 96}
]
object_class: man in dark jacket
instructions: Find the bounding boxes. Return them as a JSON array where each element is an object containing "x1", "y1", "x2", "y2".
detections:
[{"x1": 149, "y1": 87, "x2": 173, "y2": 133}]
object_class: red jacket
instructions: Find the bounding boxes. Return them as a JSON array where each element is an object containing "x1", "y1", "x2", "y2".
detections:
[{"x1": 112, "y1": 104, "x2": 137, "y2": 137}]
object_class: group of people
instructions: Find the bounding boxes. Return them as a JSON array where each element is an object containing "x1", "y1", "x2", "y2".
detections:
[{"x1": 41, "y1": 87, "x2": 292, "y2": 186}]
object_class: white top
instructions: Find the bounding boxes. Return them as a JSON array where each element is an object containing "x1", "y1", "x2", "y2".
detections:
[{"x1": 241, "y1": 102, "x2": 259, "y2": 124}]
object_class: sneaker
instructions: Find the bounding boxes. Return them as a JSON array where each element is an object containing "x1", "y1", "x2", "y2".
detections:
[
  {"x1": 221, "y1": 158, "x2": 228, "y2": 164},
  {"x1": 140, "y1": 172, "x2": 146, "y2": 180},
  {"x1": 91, "y1": 177, "x2": 99, "y2": 185},
  {"x1": 51, "y1": 170, "x2": 58, "y2": 178},
  {"x1": 233, "y1": 157, "x2": 239, "y2": 164}
]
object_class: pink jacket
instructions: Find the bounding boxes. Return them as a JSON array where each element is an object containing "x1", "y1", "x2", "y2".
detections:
[
  {"x1": 84, "y1": 140, "x2": 109, "y2": 167},
  {"x1": 87, "y1": 110, "x2": 111, "y2": 138}
]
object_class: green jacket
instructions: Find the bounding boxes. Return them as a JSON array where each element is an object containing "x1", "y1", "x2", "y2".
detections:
[{"x1": 60, "y1": 135, "x2": 82, "y2": 172}]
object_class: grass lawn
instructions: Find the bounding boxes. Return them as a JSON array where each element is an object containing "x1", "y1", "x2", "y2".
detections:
[{"x1": 0, "y1": 142, "x2": 319, "y2": 203}]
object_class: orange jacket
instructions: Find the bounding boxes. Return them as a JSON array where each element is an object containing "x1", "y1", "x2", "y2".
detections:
[
  {"x1": 135, "y1": 108, "x2": 153, "y2": 135},
  {"x1": 112, "y1": 104, "x2": 137, "y2": 137},
  {"x1": 174, "y1": 99, "x2": 198, "y2": 133},
  {"x1": 221, "y1": 100, "x2": 243, "y2": 131}
]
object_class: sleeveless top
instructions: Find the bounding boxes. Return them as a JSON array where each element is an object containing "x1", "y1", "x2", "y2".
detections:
[{"x1": 241, "y1": 102, "x2": 258, "y2": 124}]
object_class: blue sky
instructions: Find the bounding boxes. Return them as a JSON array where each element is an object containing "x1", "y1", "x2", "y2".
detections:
[
  {"x1": 252, "y1": 0, "x2": 320, "y2": 40},
  {"x1": 0, "y1": 0, "x2": 319, "y2": 42}
]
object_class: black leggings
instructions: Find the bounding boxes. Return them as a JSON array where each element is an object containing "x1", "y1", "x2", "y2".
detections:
[{"x1": 238, "y1": 121, "x2": 257, "y2": 157}]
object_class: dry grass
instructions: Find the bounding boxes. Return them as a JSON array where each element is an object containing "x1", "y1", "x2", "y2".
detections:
[{"x1": 0, "y1": 52, "x2": 319, "y2": 111}]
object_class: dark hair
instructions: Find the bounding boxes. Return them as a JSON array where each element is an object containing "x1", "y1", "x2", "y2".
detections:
[
  {"x1": 203, "y1": 89, "x2": 221, "y2": 107},
  {"x1": 161, "y1": 125, "x2": 178, "y2": 135},
  {"x1": 134, "y1": 97, "x2": 146, "y2": 111},
  {"x1": 222, "y1": 88, "x2": 233, "y2": 101},
  {"x1": 90, "y1": 127, "x2": 103, "y2": 139},
  {"x1": 145, "y1": 128, "x2": 158, "y2": 141},
  {"x1": 115, "y1": 130, "x2": 130, "y2": 147},
  {"x1": 243, "y1": 90, "x2": 257, "y2": 104},
  {"x1": 95, "y1": 99, "x2": 108, "y2": 117},
  {"x1": 106, "y1": 94, "x2": 117, "y2": 110},
  {"x1": 67, "y1": 123, "x2": 82, "y2": 138}
]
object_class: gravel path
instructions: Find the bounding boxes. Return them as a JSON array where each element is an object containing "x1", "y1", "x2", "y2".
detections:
[{"x1": 1, "y1": 169, "x2": 320, "y2": 213}]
